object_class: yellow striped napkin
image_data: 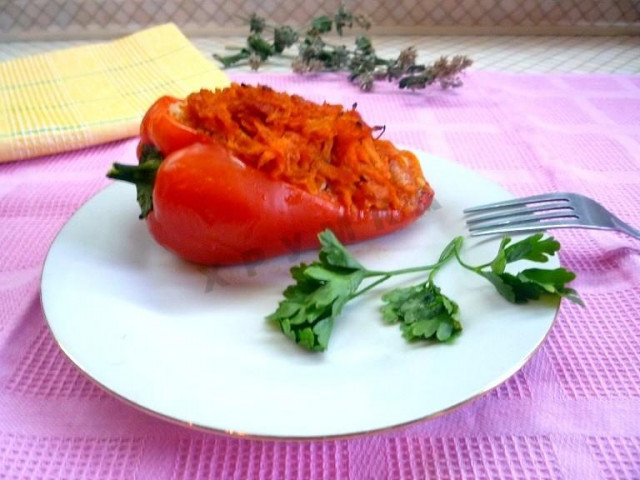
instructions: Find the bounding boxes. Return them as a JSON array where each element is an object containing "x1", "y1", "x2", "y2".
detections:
[{"x1": 0, "y1": 24, "x2": 229, "y2": 163}]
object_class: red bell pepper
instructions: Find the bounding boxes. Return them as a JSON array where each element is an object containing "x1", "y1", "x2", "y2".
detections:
[{"x1": 107, "y1": 85, "x2": 434, "y2": 266}]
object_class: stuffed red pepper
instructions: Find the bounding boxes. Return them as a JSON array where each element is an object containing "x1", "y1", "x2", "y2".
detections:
[{"x1": 107, "y1": 83, "x2": 434, "y2": 265}]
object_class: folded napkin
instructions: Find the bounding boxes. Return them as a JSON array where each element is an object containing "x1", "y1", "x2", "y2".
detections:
[{"x1": 0, "y1": 24, "x2": 229, "y2": 163}]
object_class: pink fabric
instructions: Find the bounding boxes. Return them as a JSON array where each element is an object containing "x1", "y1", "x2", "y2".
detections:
[{"x1": 1, "y1": 72, "x2": 639, "y2": 479}]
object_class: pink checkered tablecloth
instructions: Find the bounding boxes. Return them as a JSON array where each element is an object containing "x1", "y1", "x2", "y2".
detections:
[{"x1": 1, "y1": 72, "x2": 639, "y2": 479}]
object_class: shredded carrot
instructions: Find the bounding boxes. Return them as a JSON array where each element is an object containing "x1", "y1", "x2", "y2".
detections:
[{"x1": 183, "y1": 83, "x2": 429, "y2": 213}]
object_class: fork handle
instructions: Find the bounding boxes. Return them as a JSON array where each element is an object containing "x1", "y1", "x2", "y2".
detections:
[{"x1": 612, "y1": 216, "x2": 640, "y2": 240}]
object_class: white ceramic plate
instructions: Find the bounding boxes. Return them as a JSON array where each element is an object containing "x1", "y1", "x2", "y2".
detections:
[{"x1": 41, "y1": 151, "x2": 559, "y2": 439}]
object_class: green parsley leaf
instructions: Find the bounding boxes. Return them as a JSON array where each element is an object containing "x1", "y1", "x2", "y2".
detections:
[
  {"x1": 478, "y1": 271, "x2": 517, "y2": 303},
  {"x1": 268, "y1": 231, "x2": 369, "y2": 351},
  {"x1": 503, "y1": 233, "x2": 561, "y2": 263},
  {"x1": 518, "y1": 268, "x2": 584, "y2": 306},
  {"x1": 317, "y1": 229, "x2": 364, "y2": 271},
  {"x1": 267, "y1": 261, "x2": 365, "y2": 351},
  {"x1": 480, "y1": 267, "x2": 583, "y2": 305},
  {"x1": 518, "y1": 267, "x2": 576, "y2": 291},
  {"x1": 381, "y1": 282, "x2": 462, "y2": 342}
]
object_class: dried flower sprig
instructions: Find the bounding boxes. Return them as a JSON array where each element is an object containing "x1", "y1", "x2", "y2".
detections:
[
  {"x1": 213, "y1": 13, "x2": 299, "y2": 68},
  {"x1": 214, "y1": 6, "x2": 472, "y2": 92}
]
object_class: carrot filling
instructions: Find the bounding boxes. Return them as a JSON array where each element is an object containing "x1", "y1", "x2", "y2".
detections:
[{"x1": 182, "y1": 83, "x2": 429, "y2": 213}]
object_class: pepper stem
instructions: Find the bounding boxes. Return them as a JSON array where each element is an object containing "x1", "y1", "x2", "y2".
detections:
[
  {"x1": 107, "y1": 161, "x2": 158, "y2": 185},
  {"x1": 106, "y1": 144, "x2": 163, "y2": 219}
]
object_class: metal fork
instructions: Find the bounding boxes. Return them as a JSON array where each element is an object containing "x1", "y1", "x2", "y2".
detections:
[{"x1": 464, "y1": 192, "x2": 640, "y2": 239}]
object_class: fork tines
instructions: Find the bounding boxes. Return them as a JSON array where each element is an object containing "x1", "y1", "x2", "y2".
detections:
[{"x1": 464, "y1": 193, "x2": 580, "y2": 236}]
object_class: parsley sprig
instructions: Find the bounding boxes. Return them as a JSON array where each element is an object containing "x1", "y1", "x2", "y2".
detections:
[{"x1": 268, "y1": 231, "x2": 582, "y2": 352}]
